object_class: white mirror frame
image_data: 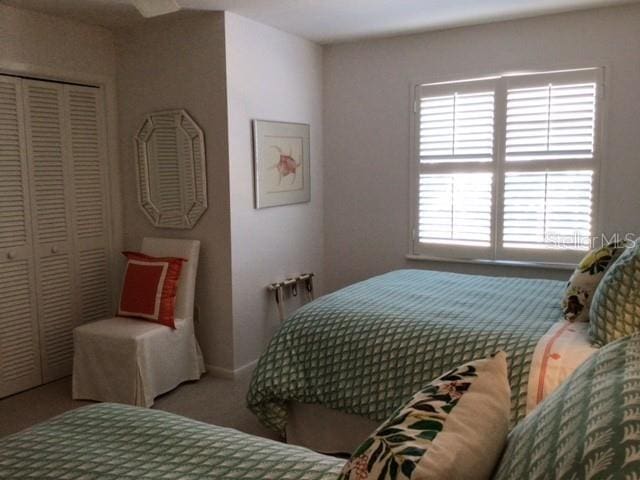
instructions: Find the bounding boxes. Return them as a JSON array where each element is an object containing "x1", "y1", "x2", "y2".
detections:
[{"x1": 134, "y1": 109, "x2": 207, "y2": 229}]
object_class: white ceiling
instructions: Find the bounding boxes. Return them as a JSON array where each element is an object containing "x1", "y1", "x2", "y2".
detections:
[{"x1": 4, "y1": 0, "x2": 639, "y2": 43}]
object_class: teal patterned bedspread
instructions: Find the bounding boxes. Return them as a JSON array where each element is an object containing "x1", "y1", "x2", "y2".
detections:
[
  {"x1": 0, "y1": 403, "x2": 344, "y2": 479},
  {"x1": 248, "y1": 269, "x2": 566, "y2": 434}
]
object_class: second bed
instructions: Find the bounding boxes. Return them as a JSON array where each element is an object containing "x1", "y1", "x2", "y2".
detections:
[{"x1": 247, "y1": 269, "x2": 596, "y2": 451}]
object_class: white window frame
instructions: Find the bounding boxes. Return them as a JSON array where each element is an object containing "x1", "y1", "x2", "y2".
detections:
[{"x1": 409, "y1": 67, "x2": 604, "y2": 265}]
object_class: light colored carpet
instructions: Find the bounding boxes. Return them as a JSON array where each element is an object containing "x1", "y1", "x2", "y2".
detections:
[{"x1": 0, "y1": 371, "x2": 278, "y2": 440}]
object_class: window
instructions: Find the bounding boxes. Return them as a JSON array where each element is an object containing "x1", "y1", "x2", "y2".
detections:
[{"x1": 412, "y1": 68, "x2": 602, "y2": 264}]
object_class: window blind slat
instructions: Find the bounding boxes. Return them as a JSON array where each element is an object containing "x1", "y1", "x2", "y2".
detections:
[
  {"x1": 419, "y1": 90, "x2": 495, "y2": 163},
  {"x1": 418, "y1": 173, "x2": 493, "y2": 247},
  {"x1": 502, "y1": 170, "x2": 593, "y2": 250},
  {"x1": 505, "y1": 82, "x2": 597, "y2": 162}
]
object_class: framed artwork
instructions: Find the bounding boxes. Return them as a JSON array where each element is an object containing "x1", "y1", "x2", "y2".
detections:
[{"x1": 252, "y1": 120, "x2": 310, "y2": 209}]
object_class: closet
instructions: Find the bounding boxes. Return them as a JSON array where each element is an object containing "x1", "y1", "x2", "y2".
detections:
[{"x1": 0, "y1": 74, "x2": 113, "y2": 397}]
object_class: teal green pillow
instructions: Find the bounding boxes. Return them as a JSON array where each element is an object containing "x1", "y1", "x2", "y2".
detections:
[
  {"x1": 493, "y1": 333, "x2": 640, "y2": 479},
  {"x1": 589, "y1": 244, "x2": 640, "y2": 346}
]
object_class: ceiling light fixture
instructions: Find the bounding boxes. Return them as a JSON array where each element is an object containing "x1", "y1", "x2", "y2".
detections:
[{"x1": 131, "y1": 0, "x2": 181, "y2": 18}]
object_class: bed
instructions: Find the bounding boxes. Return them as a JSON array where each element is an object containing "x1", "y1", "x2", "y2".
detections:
[
  {"x1": 1, "y1": 338, "x2": 634, "y2": 480},
  {"x1": 0, "y1": 403, "x2": 344, "y2": 479},
  {"x1": 247, "y1": 269, "x2": 597, "y2": 450}
]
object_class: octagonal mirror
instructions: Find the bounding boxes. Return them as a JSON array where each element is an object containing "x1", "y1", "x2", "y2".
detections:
[{"x1": 134, "y1": 110, "x2": 207, "y2": 229}]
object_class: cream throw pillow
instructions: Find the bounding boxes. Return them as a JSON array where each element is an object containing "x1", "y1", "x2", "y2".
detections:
[{"x1": 338, "y1": 352, "x2": 510, "y2": 480}]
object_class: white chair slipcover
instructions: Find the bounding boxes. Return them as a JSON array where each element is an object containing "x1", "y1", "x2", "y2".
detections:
[{"x1": 72, "y1": 238, "x2": 205, "y2": 407}]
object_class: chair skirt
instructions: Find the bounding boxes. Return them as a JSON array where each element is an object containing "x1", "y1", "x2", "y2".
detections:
[{"x1": 72, "y1": 317, "x2": 205, "y2": 407}]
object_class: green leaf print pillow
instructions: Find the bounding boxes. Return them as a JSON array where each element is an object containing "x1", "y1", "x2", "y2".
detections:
[
  {"x1": 561, "y1": 240, "x2": 627, "y2": 322},
  {"x1": 338, "y1": 352, "x2": 510, "y2": 480}
]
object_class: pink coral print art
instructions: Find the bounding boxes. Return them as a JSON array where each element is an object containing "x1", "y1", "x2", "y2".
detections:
[
  {"x1": 253, "y1": 120, "x2": 310, "y2": 208},
  {"x1": 270, "y1": 146, "x2": 301, "y2": 185},
  {"x1": 262, "y1": 135, "x2": 304, "y2": 195}
]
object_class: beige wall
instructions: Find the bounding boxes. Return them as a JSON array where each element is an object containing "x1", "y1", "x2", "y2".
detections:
[
  {"x1": 225, "y1": 13, "x2": 324, "y2": 369},
  {"x1": 323, "y1": 4, "x2": 640, "y2": 291},
  {"x1": 0, "y1": 3, "x2": 115, "y2": 79},
  {"x1": 115, "y1": 12, "x2": 235, "y2": 370}
]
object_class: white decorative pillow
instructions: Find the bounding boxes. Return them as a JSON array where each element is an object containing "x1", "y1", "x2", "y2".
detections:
[
  {"x1": 338, "y1": 352, "x2": 510, "y2": 480},
  {"x1": 561, "y1": 241, "x2": 626, "y2": 322}
]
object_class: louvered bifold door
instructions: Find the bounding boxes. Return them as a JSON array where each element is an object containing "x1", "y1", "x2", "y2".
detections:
[
  {"x1": 0, "y1": 75, "x2": 42, "y2": 397},
  {"x1": 63, "y1": 85, "x2": 112, "y2": 324},
  {"x1": 22, "y1": 79, "x2": 78, "y2": 382}
]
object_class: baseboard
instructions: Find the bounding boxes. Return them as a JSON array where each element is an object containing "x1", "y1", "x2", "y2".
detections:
[
  {"x1": 206, "y1": 358, "x2": 259, "y2": 379},
  {"x1": 206, "y1": 365, "x2": 234, "y2": 379}
]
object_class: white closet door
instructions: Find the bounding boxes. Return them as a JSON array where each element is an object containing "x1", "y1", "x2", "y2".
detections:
[
  {"x1": 22, "y1": 79, "x2": 77, "y2": 383},
  {"x1": 63, "y1": 85, "x2": 112, "y2": 323},
  {"x1": 0, "y1": 76, "x2": 42, "y2": 397}
]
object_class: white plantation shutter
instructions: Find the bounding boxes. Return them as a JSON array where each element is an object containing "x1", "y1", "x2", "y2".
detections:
[
  {"x1": 415, "y1": 78, "x2": 497, "y2": 258},
  {"x1": 412, "y1": 68, "x2": 602, "y2": 262},
  {"x1": 499, "y1": 69, "x2": 600, "y2": 259},
  {"x1": 420, "y1": 91, "x2": 495, "y2": 163},
  {"x1": 419, "y1": 173, "x2": 493, "y2": 246},
  {"x1": 505, "y1": 83, "x2": 596, "y2": 162},
  {"x1": 502, "y1": 170, "x2": 593, "y2": 249}
]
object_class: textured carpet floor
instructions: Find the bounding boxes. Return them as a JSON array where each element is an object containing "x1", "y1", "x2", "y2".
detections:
[{"x1": 0, "y1": 371, "x2": 278, "y2": 440}]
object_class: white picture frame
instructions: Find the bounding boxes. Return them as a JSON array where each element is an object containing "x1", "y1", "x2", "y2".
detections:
[{"x1": 253, "y1": 120, "x2": 310, "y2": 209}]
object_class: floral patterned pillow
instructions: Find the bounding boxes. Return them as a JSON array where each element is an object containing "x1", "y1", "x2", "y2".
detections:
[
  {"x1": 338, "y1": 352, "x2": 510, "y2": 480},
  {"x1": 561, "y1": 240, "x2": 627, "y2": 322}
]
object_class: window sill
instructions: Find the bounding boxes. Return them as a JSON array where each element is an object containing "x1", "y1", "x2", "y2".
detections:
[{"x1": 405, "y1": 254, "x2": 576, "y2": 271}]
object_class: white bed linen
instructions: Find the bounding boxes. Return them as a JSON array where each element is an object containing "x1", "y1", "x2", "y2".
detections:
[{"x1": 525, "y1": 320, "x2": 598, "y2": 413}]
